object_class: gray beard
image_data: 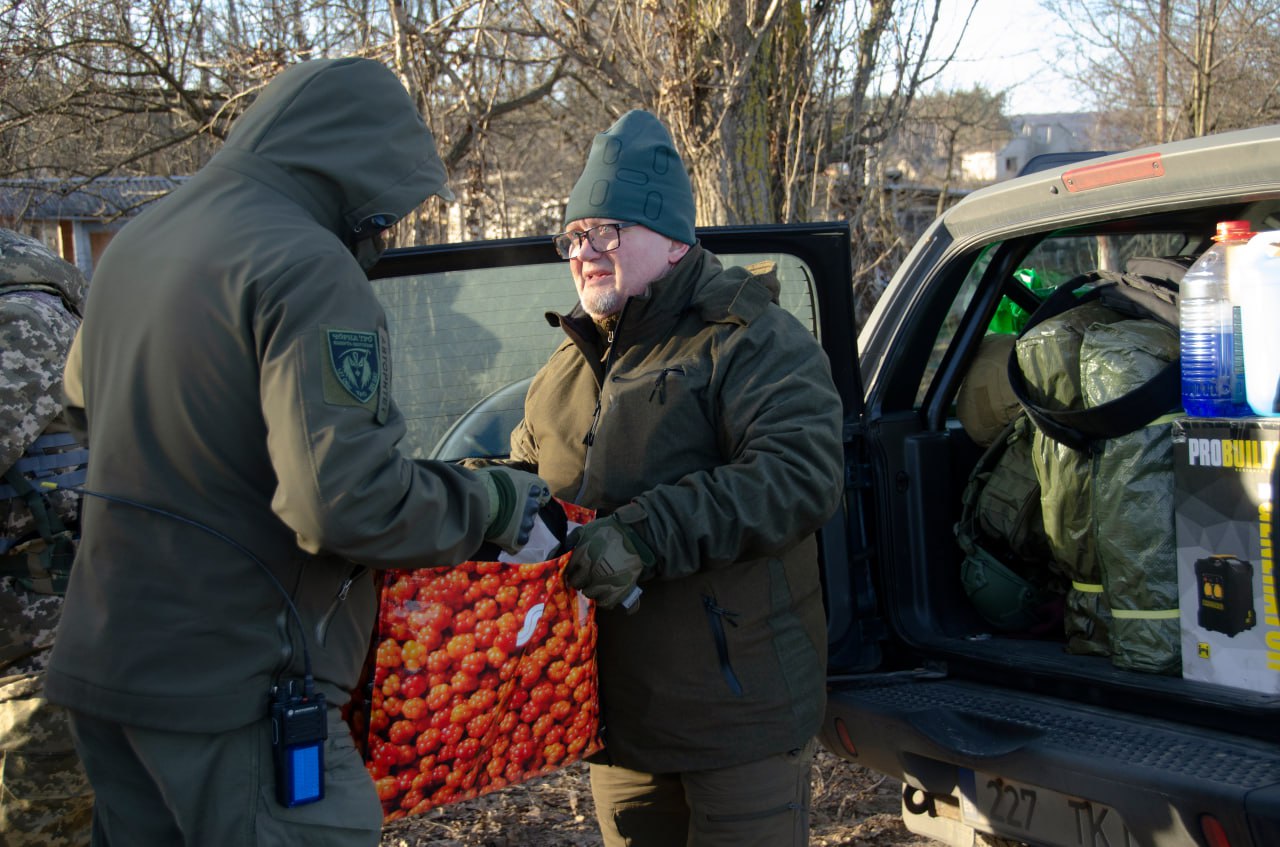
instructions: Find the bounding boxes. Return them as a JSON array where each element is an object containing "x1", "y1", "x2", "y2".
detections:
[
  {"x1": 581, "y1": 289, "x2": 623, "y2": 319},
  {"x1": 580, "y1": 262, "x2": 675, "y2": 319}
]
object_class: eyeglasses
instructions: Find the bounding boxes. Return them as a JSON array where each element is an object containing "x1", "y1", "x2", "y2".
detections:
[{"x1": 553, "y1": 222, "x2": 640, "y2": 259}]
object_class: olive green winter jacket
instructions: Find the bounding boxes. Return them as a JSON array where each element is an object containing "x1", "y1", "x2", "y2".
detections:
[
  {"x1": 45, "y1": 58, "x2": 491, "y2": 733},
  {"x1": 510, "y1": 244, "x2": 844, "y2": 772}
]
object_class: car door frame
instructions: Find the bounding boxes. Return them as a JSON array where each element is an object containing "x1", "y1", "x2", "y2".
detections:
[{"x1": 368, "y1": 220, "x2": 881, "y2": 673}]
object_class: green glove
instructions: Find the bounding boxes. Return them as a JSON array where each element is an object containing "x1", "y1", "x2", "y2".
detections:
[
  {"x1": 474, "y1": 467, "x2": 551, "y2": 554},
  {"x1": 564, "y1": 514, "x2": 656, "y2": 611}
]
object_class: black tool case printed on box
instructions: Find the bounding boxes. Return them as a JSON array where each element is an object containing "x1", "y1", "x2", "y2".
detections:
[{"x1": 1173, "y1": 418, "x2": 1279, "y2": 690}]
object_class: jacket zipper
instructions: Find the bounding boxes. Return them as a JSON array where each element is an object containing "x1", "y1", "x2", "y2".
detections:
[
  {"x1": 647, "y1": 366, "x2": 685, "y2": 403},
  {"x1": 576, "y1": 315, "x2": 627, "y2": 502},
  {"x1": 606, "y1": 364, "x2": 688, "y2": 404},
  {"x1": 702, "y1": 595, "x2": 744, "y2": 696},
  {"x1": 582, "y1": 396, "x2": 602, "y2": 447},
  {"x1": 585, "y1": 326, "x2": 621, "y2": 444},
  {"x1": 315, "y1": 565, "x2": 368, "y2": 646}
]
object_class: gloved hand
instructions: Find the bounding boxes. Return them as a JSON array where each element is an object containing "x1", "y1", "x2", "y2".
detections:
[
  {"x1": 474, "y1": 467, "x2": 552, "y2": 554},
  {"x1": 564, "y1": 514, "x2": 656, "y2": 611}
]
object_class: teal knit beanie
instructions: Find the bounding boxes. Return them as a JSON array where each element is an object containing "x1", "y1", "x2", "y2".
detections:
[{"x1": 563, "y1": 110, "x2": 696, "y2": 245}]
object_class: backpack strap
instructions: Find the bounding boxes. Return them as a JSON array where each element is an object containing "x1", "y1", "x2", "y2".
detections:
[
  {"x1": 0, "y1": 283, "x2": 82, "y2": 319},
  {"x1": 1007, "y1": 270, "x2": 1181, "y2": 451},
  {"x1": 0, "y1": 432, "x2": 88, "y2": 500},
  {"x1": 0, "y1": 466, "x2": 77, "y2": 594},
  {"x1": 1, "y1": 432, "x2": 84, "y2": 594}
]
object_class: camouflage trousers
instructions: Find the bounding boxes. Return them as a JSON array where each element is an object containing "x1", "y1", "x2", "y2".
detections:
[{"x1": 0, "y1": 672, "x2": 92, "y2": 846}]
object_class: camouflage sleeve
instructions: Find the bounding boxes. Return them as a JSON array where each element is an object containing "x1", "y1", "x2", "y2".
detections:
[{"x1": 0, "y1": 298, "x2": 68, "y2": 473}]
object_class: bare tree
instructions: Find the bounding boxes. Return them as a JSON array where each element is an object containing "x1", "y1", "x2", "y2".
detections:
[
  {"x1": 809, "y1": 0, "x2": 975, "y2": 322},
  {"x1": 511, "y1": 0, "x2": 971, "y2": 332},
  {"x1": 0, "y1": 0, "x2": 331, "y2": 182},
  {"x1": 1042, "y1": 0, "x2": 1280, "y2": 145},
  {"x1": 2, "y1": 0, "x2": 973, "y2": 283},
  {"x1": 895, "y1": 86, "x2": 1010, "y2": 216},
  {"x1": 0, "y1": 0, "x2": 575, "y2": 240}
]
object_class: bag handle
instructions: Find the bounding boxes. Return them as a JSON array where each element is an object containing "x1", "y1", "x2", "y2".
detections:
[
  {"x1": 472, "y1": 497, "x2": 571, "y2": 562},
  {"x1": 1006, "y1": 270, "x2": 1181, "y2": 452}
]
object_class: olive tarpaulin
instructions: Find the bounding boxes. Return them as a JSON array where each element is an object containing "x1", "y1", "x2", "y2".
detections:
[
  {"x1": 1014, "y1": 289, "x2": 1183, "y2": 674},
  {"x1": 1016, "y1": 300, "x2": 1121, "y2": 657},
  {"x1": 1081, "y1": 319, "x2": 1182, "y2": 675}
]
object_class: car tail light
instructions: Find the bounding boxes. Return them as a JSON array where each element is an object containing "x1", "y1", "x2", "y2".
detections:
[
  {"x1": 1200, "y1": 814, "x2": 1232, "y2": 847},
  {"x1": 1062, "y1": 153, "x2": 1164, "y2": 192}
]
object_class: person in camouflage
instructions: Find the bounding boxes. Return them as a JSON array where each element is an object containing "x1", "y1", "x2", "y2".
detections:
[{"x1": 0, "y1": 228, "x2": 92, "y2": 846}]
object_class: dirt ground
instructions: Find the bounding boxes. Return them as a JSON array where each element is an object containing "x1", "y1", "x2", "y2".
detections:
[{"x1": 378, "y1": 747, "x2": 945, "y2": 847}]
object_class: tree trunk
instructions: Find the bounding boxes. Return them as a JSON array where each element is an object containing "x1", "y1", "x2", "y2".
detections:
[
  {"x1": 1158, "y1": 0, "x2": 1170, "y2": 141},
  {"x1": 1190, "y1": 0, "x2": 1220, "y2": 137},
  {"x1": 670, "y1": 0, "x2": 808, "y2": 226}
]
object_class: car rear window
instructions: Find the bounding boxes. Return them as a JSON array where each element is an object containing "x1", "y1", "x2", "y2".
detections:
[{"x1": 372, "y1": 252, "x2": 822, "y2": 460}]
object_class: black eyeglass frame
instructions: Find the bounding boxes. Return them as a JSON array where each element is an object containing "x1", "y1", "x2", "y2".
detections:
[{"x1": 552, "y1": 222, "x2": 641, "y2": 259}]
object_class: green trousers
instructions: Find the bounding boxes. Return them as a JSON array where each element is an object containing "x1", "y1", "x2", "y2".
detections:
[
  {"x1": 66, "y1": 706, "x2": 381, "y2": 847},
  {"x1": 588, "y1": 738, "x2": 816, "y2": 847}
]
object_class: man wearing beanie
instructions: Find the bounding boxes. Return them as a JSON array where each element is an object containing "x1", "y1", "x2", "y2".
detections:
[{"x1": 488, "y1": 109, "x2": 844, "y2": 845}]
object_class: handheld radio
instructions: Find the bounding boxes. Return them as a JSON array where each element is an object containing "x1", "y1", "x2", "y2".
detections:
[{"x1": 45, "y1": 482, "x2": 329, "y2": 807}]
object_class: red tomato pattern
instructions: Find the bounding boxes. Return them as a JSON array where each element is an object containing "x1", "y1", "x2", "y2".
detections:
[{"x1": 345, "y1": 501, "x2": 602, "y2": 820}]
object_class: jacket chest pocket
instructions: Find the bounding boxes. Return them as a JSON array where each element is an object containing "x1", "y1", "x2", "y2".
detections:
[
  {"x1": 596, "y1": 361, "x2": 717, "y2": 479},
  {"x1": 607, "y1": 361, "x2": 703, "y2": 411},
  {"x1": 606, "y1": 362, "x2": 712, "y2": 442}
]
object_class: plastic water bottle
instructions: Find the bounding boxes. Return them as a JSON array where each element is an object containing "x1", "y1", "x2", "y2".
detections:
[
  {"x1": 1235, "y1": 230, "x2": 1280, "y2": 416},
  {"x1": 1179, "y1": 220, "x2": 1255, "y2": 417}
]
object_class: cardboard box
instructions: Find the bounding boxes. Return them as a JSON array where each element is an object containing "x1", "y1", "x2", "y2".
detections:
[{"x1": 1172, "y1": 418, "x2": 1280, "y2": 693}]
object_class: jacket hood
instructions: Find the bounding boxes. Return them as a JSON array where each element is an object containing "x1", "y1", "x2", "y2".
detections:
[
  {"x1": 0, "y1": 227, "x2": 88, "y2": 312},
  {"x1": 213, "y1": 57, "x2": 453, "y2": 241},
  {"x1": 687, "y1": 250, "x2": 782, "y2": 317}
]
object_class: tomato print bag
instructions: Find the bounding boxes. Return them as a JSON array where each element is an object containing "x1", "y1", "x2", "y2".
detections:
[{"x1": 344, "y1": 500, "x2": 602, "y2": 821}]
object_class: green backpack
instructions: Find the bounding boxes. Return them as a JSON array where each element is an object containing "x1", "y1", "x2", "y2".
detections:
[{"x1": 956, "y1": 413, "x2": 1064, "y2": 633}]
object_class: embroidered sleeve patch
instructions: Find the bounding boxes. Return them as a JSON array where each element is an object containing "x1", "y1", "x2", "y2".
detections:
[{"x1": 323, "y1": 328, "x2": 382, "y2": 410}]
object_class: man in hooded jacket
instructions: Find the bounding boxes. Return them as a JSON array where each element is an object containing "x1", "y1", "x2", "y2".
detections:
[
  {"x1": 44, "y1": 57, "x2": 547, "y2": 847},
  {"x1": 482, "y1": 111, "x2": 845, "y2": 846}
]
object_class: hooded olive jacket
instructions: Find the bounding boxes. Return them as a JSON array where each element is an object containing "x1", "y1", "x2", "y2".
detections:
[
  {"x1": 45, "y1": 58, "x2": 490, "y2": 733},
  {"x1": 510, "y1": 245, "x2": 844, "y2": 772}
]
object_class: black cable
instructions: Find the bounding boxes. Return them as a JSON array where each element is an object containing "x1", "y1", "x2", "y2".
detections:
[{"x1": 41, "y1": 482, "x2": 315, "y2": 694}]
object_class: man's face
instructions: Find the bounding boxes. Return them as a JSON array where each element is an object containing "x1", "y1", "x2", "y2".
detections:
[{"x1": 566, "y1": 219, "x2": 690, "y2": 319}]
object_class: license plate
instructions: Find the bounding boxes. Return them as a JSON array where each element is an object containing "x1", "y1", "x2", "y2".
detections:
[{"x1": 959, "y1": 769, "x2": 1133, "y2": 847}]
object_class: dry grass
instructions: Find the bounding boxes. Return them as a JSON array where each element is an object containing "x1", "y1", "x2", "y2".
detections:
[{"x1": 379, "y1": 748, "x2": 943, "y2": 847}]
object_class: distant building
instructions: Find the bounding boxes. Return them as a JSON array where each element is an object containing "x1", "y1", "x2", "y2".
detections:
[
  {"x1": 0, "y1": 176, "x2": 185, "y2": 278},
  {"x1": 960, "y1": 149, "x2": 998, "y2": 184},
  {"x1": 990, "y1": 113, "x2": 1102, "y2": 180}
]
